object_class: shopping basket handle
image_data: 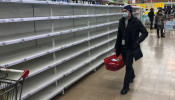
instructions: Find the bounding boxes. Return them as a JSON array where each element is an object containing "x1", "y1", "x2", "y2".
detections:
[{"x1": 21, "y1": 70, "x2": 29, "y2": 79}]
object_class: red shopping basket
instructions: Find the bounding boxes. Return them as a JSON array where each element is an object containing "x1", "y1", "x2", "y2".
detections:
[{"x1": 104, "y1": 54, "x2": 124, "y2": 71}]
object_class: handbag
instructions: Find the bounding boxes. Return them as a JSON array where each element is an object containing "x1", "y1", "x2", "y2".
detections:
[
  {"x1": 154, "y1": 23, "x2": 157, "y2": 29},
  {"x1": 104, "y1": 54, "x2": 124, "y2": 71}
]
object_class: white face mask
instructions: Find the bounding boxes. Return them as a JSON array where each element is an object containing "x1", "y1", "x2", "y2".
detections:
[{"x1": 123, "y1": 13, "x2": 129, "y2": 18}]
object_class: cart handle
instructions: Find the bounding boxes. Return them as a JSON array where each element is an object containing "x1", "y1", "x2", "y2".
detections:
[
  {"x1": 0, "y1": 68, "x2": 29, "y2": 79},
  {"x1": 21, "y1": 70, "x2": 29, "y2": 79}
]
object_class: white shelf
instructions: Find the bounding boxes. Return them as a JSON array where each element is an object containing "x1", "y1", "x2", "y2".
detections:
[
  {"x1": 21, "y1": 55, "x2": 88, "y2": 100},
  {"x1": 0, "y1": 3, "x2": 140, "y2": 99},
  {"x1": 25, "y1": 53, "x2": 106, "y2": 100},
  {"x1": 0, "y1": 21, "x2": 119, "y2": 46},
  {"x1": 21, "y1": 46, "x2": 114, "y2": 100},
  {"x1": 7, "y1": 37, "x2": 116, "y2": 80},
  {"x1": 25, "y1": 82, "x2": 64, "y2": 100},
  {"x1": 0, "y1": 0, "x2": 124, "y2": 8},
  {"x1": 133, "y1": 12, "x2": 140, "y2": 14},
  {"x1": 0, "y1": 0, "x2": 142, "y2": 8},
  {"x1": 0, "y1": 28, "x2": 117, "y2": 68},
  {"x1": 0, "y1": 13, "x2": 123, "y2": 24}
]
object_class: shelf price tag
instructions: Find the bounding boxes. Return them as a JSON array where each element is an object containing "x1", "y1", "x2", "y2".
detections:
[
  {"x1": 5, "y1": 64, "x2": 9, "y2": 67},
  {"x1": 62, "y1": 59, "x2": 67, "y2": 63},
  {"x1": 60, "y1": 16, "x2": 64, "y2": 19},
  {"x1": 47, "y1": 34, "x2": 51, "y2": 37},
  {"x1": 20, "y1": 18, "x2": 24, "y2": 22},
  {"x1": 48, "y1": 65, "x2": 52, "y2": 69},
  {"x1": 0, "y1": 19, "x2": 6, "y2": 23},
  {"x1": 1, "y1": 42, "x2": 6, "y2": 46},
  {"x1": 46, "y1": 51, "x2": 50, "y2": 54},
  {"x1": 65, "y1": 72, "x2": 69, "y2": 76},
  {"x1": 21, "y1": 39, "x2": 25, "y2": 42},
  {"x1": 60, "y1": 2, "x2": 63, "y2": 5},
  {"x1": 24, "y1": 58, "x2": 28, "y2": 62},
  {"x1": 48, "y1": 17, "x2": 52, "y2": 20}
]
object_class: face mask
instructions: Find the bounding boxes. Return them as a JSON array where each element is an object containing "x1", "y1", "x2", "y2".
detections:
[{"x1": 123, "y1": 13, "x2": 128, "y2": 18}]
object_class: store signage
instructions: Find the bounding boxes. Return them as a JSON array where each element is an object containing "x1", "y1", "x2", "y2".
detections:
[{"x1": 154, "y1": 3, "x2": 164, "y2": 8}]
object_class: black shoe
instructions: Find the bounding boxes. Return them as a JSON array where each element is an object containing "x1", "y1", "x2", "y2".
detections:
[
  {"x1": 129, "y1": 75, "x2": 135, "y2": 83},
  {"x1": 120, "y1": 86, "x2": 129, "y2": 95},
  {"x1": 161, "y1": 36, "x2": 165, "y2": 38}
]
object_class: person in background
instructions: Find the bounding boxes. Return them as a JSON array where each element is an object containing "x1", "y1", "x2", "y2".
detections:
[
  {"x1": 162, "y1": 9, "x2": 165, "y2": 18},
  {"x1": 88, "y1": 0, "x2": 92, "y2": 4},
  {"x1": 167, "y1": 8, "x2": 171, "y2": 20},
  {"x1": 92, "y1": 0, "x2": 96, "y2": 4},
  {"x1": 165, "y1": 8, "x2": 168, "y2": 19},
  {"x1": 148, "y1": 8, "x2": 155, "y2": 29},
  {"x1": 96, "y1": 0, "x2": 100, "y2": 4},
  {"x1": 155, "y1": 10, "x2": 165, "y2": 38},
  {"x1": 161, "y1": 9, "x2": 166, "y2": 35},
  {"x1": 171, "y1": 9, "x2": 174, "y2": 14},
  {"x1": 114, "y1": 5, "x2": 148, "y2": 95},
  {"x1": 72, "y1": 0, "x2": 78, "y2": 3}
]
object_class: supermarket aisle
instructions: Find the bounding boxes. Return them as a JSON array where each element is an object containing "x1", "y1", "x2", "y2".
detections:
[{"x1": 54, "y1": 29, "x2": 175, "y2": 100}]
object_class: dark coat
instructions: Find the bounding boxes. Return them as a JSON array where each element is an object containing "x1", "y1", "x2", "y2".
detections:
[
  {"x1": 115, "y1": 16, "x2": 148, "y2": 61},
  {"x1": 155, "y1": 13, "x2": 164, "y2": 29},
  {"x1": 148, "y1": 10, "x2": 154, "y2": 21}
]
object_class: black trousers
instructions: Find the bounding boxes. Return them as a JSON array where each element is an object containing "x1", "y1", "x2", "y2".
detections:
[
  {"x1": 150, "y1": 20, "x2": 153, "y2": 29},
  {"x1": 121, "y1": 48, "x2": 135, "y2": 86},
  {"x1": 157, "y1": 29, "x2": 164, "y2": 37}
]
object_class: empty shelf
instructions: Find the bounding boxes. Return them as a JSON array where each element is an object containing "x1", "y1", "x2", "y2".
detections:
[
  {"x1": 7, "y1": 37, "x2": 115, "y2": 81},
  {"x1": 0, "y1": 21, "x2": 119, "y2": 46},
  {"x1": 25, "y1": 53, "x2": 106, "y2": 100},
  {"x1": 0, "y1": 0, "x2": 127, "y2": 8},
  {"x1": 0, "y1": 3, "x2": 140, "y2": 100},
  {"x1": 21, "y1": 46, "x2": 113, "y2": 99},
  {"x1": 0, "y1": 28, "x2": 117, "y2": 68},
  {"x1": 0, "y1": 13, "x2": 123, "y2": 24}
]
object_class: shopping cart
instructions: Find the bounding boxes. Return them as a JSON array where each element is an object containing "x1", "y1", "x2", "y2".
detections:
[{"x1": 0, "y1": 67, "x2": 29, "y2": 100}]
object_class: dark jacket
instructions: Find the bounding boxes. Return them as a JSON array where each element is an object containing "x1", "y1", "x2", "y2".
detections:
[
  {"x1": 115, "y1": 16, "x2": 148, "y2": 61},
  {"x1": 148, "y1": 10, "x2": 154, "y2": 21},
  {"x1": 155, "y1": 13, "x2": 164, "y2": 29}
]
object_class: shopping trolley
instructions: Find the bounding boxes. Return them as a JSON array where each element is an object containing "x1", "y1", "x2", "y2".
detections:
[{"x1": 0, "y1": 67, "x2": 29, "y2": 100}]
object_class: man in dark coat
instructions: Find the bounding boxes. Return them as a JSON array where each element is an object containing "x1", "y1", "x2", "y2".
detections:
[
  {"x1": 148, "y1": 8, "x2": 155, "y2": 29},
  {"x1": 114, "y1": 5, "x2": 148, "y2": 95}
]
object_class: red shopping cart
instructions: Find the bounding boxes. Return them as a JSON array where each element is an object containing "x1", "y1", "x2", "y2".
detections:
[
  {"x1": 0, "y1": 67, "x2": 29, "y2": 100},
  {"x1": 104, "y1": 54, "x2": 124, "y2": 71}
]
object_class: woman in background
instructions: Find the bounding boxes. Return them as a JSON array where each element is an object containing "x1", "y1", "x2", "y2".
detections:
[{"x1": 155, "y1": 10, "x2": 165, "y2": 38}]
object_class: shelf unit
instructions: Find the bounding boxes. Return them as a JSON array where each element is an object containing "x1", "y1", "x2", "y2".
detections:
[{"x1": 0, "y1": 1, "x2": 140, "y2": 100}]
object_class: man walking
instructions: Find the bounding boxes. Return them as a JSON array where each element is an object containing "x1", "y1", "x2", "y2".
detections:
[
  {"x1": 114, "y1": 5, "x2": 148, "y2": 95},
  {"x1": 148, "y1": 8, "x2": 154, "y2": 29}
]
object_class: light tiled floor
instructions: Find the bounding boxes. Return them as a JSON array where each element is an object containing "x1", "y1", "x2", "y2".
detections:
[{"x1": 53, "y1": 29, "x2": 175, "y2": 100}]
